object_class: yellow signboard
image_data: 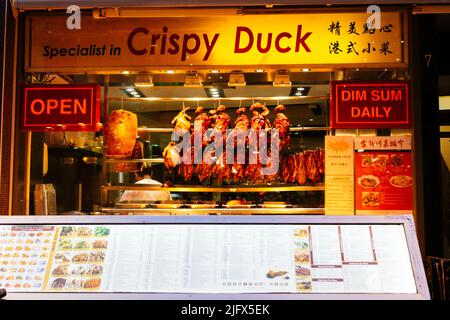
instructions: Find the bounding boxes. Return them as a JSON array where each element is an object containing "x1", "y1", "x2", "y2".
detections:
[{"x1": 26, "y1": 12, "x2": 406, "y2": 71}]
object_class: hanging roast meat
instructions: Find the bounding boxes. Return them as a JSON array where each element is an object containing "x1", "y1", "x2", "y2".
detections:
[
  {"x1": 287, "y1": 154, "x2": 298, "y2": 184},
  {"x1": 104, "y1": 110, "x2": 138, "y2": 157},
  {"x1": 196, "y1": 148, "x2": 216, "y2": 183},
  {"x1": 296, "y1": 152, "x2": 307, "y2": 185},
  {"x1": 212, "y1": 150, "x2": 231, "y2": 185},
  {"x1": 305, "y1": 151, "x2": 319, "y2": 183},
  {"x1": 244, "y1": 163, "x2": 263, "y2": 184},
  {"x1": 229, "y1": 107, "x2": 250, "y2": 148},
  {"x1": 249, "y1": 103, "x2": 271, "y2": 148},
  {"x1": 273, "y1": 105, "x2": 291, "y2": 151},
  {"x1": 231, "y1": 157, "x2": 245, "y2": 184},
  {"x1": 172, "y1": 106, "x2": 192, "y2": 131},
  {"x1": 263, "y1": 150, "x2": 279, "y2": 183},
  {"x1": 114, "y1": 140, "x2": 144, "y2": 173},
  {"x1": 316, "y1": 148, "x2": 325, "y2": 180},
  {"x1": 212, "y1": 105, "x2": 231, "y2": 139},
  {"x1": 163, "y1": 141, "x2": 181, "y2": 171},
  {"x1": 191, "y1": 106, "x2": 211, "y2": 147},
  {"x1": 280, "y1": 154, "x2": 290, "y2": 183},
  {"x1": 177, "y1": 147, "x2": 195, "y2": 182}
]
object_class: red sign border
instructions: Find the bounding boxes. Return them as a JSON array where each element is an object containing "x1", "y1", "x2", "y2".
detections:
[
  {"x1": 330, "y1": 80, "x2": 411, "y2": 129},
  {"x1": 21, "y1": 84, "x2": 101, "y2": 132}
]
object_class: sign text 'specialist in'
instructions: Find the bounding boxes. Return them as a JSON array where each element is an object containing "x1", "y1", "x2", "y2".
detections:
[
  {"x1": 330, "y1": 81, "x2": 410, "y2": 129},
  {"x1": 22, "y1": 84, "x2": 100, "y2": 131},
  {"x1": 26, "y1": 12, "x2": 406, "y2": 71}
]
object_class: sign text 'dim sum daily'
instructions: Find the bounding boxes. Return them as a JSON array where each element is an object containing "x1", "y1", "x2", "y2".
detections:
[{"x1": 330, "y1": 81, "x2": 410, "y2": 129}]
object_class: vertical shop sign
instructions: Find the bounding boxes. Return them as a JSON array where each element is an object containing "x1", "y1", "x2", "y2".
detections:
[
  {"x1": 325, "y1": 136, "x2": 355, "y2": 215},
  {"x1": 354, "y1": 136, "x2": 413, "y2": 215}
]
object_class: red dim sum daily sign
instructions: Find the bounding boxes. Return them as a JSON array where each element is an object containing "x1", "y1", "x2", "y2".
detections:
[
  {"x1": 330, "y1": 81, "x2": 410, "y2": 129},
  {"x1": 21, "y1": 84, "x2": 100, "y2": 131}
]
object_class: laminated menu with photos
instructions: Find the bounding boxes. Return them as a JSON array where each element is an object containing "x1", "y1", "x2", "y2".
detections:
[{"x1": 0, "y1": 224, "x2": 417, "y2": 294}]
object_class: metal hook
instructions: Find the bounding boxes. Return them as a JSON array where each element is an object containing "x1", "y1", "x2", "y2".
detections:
[
  {"x1": 121, "y1": 97, "x2": 124, "y2": 110},
  {"x1": 277, "y1": 98, "x2": 280, "y2": 106},
  {"x1": 182, "y1": 101, "x2": 185, "y2": 109},
  {"x1": 197, "y1": 100, "x2": 200, "y2": 107},
  {"x1": 219, "y1": 98, "x2": 221, "y2": 106},
  {"x1": 239, "y1": 99, "x2": 242, "y2": 107}
]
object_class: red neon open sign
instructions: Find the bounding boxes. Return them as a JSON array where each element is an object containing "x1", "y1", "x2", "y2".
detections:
[{"x1": 21, "y1": 84, "x2": 100, "y2": 131}]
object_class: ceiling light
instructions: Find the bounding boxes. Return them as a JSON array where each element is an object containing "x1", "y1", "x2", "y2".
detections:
[
  {"x1": 121, "y1": 71, "x2": 130, "y2": 75},
  {"x1": 289, "y1": 87, "x2": 311, "y2": 96},
  {"x1": 273, "y1": 70, "x2": 291, "y2": 87},
  {"x1": 255, "y1": 69, "x2": 264, "y2": 73},
  {"x1": 211, "y1": 70, "x2": 219, "y2": 73},
  {"x1": 205, "y1": 87, "x2": 225, "y2": 98},
  {"x1": 166, "y1": 70, "x2": 175, "y2": 74},
  {"x1": 122, "y1": 87, "x2": 146, "y2": 98},
  {"x1": 184, "y1": 72, "x2": 203, "y2": 88},
  {"x1": 302, "y1": 68, "x2": 311, "y2": 72},
  {"x1": 228, "y1": 72, "x2": 246, "y2": 87},
  {"x1": 135, "y1": 73, "x2": 154, "y2": 87},
  {"x1": 308, "y1": 118, "x2": 315, "y2": 122}
]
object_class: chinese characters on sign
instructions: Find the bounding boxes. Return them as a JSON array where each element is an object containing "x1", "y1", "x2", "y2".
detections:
[
  {"x1": 327, "y1": 21, "x2": 395, "y2": 57},
  {"x1": 354, "y1": 136, "x2": 412, "y2": 150}
]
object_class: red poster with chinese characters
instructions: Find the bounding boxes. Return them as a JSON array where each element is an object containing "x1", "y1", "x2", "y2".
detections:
[{"x1": 355, "y1": 151, "x2": 413, "y2": 214}]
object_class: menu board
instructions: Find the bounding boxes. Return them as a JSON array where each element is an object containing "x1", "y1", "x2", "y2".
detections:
[
  {"x1": 0, "y1": 224, "x2": 417, "y2": 294},
  {"x1": 355, "y1": 151, "x2": 413, "y2": 214},
  {"x1": 325, "y1": 136, "x2": 355, "y2": 215},
  {"x1": 0, "y1": 226, "x2": 55, "y2": 291}
]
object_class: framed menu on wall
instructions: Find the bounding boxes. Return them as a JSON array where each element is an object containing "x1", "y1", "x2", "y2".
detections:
[{"x1": 354, "y1": 136, "x2": 413, "y2": 215}]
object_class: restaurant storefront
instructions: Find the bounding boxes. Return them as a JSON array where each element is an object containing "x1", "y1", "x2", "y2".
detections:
[{"x1": 0, "y1": 0, "x2": 447, "y2": 299}]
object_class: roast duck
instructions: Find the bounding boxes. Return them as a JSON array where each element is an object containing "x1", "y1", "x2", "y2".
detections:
[
  {"x1": 229, "y1": 107, "x2": 249, "y2": 184},
  {"x1": 163, "y1": 106, "x2": 192, "y2": 173},
  {"x1": 163, "y1": 104, "x2": 325, "y2": 185},
  {"x1": 172, "y1": 106, "x2": 191, "y2": 132},
  {"x1": 192, "y1": 106, "x2": 211, "y2": 147},
  {"x1": 273, "y1": 105, "x2": 292, "y2": 151}
]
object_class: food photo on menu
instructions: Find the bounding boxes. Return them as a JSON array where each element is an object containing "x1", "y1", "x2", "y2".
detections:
[{"x1": 39, "y1": 226, "x2": 111, "y2": 292}]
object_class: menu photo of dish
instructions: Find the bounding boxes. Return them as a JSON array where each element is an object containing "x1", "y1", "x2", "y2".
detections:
[
  {"x1": 0, "y1": 226, "x2": 56, "y2": 291},
  {"x1": 45, "y1": 226, "x2": 110, "y2": 292},
  {"x1": 293, "y1": 228, "x2": 312, "y2": 292},
  {"x1": 355, "y1": 151, "x2": 413, "y2": 213}
]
